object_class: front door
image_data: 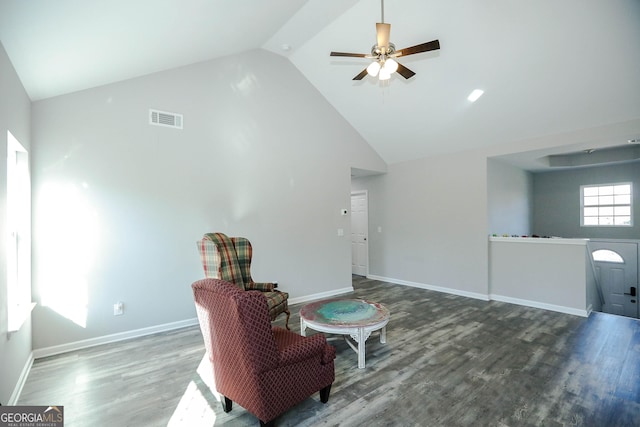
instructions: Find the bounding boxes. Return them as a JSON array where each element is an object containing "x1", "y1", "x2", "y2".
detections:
[
  {"x1": 590, "y1": 241, "x2": 639, "y2": 319},
  {"x1": 351, "y1": 191, "x2": 368, "y2": 276}
]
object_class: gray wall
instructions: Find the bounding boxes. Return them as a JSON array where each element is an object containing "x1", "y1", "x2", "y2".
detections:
[
  {"x1": 29, "y1": 49, "x2": 386, "y2": 350},
  {"x1": 0, "y1": 42, "x2": 32, "y2": 405},
  {"x1": 533, "y1": 162, "x2": 640, "y2": 239},
  {"x1": 487, "y1": 158, "x2": 533, "y2": 237}
]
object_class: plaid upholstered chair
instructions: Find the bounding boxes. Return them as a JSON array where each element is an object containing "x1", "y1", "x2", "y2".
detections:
[
  {"x1": 197, "y1": 232, "x2": 290, "y2": 329},
  {"x1": 192, "y1": 278, "x2": 336, "y2": 427}
]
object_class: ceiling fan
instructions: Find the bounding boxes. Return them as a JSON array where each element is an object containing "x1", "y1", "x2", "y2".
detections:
[{"x1": 330, "y1": 0, "x2": 440, "y2": 81}]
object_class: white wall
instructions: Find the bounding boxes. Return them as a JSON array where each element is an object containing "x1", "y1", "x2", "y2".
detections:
[
  {"x1": 352, "y1": 149, "x2": 489, "y2": 298},
  {"x1": 487, "y1": 158, "x2": 533, "y2": 237},
  {"x1": 30, "y1": 49, "x2": 386, "y2": 350},
  {"x1": 489, "y1": 238, "x2": 589, "y2": 316},
  {"x1": 352, "y1": 119, "x2": 640, "y2": 302},
  {"x1": 0, "y1": 42, "x2": 32, "y2": 405}
]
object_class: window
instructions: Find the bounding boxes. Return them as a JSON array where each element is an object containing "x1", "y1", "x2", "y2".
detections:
[
  {"x1": 581, "y1": 183, "x2": 632, "y2": 227},
  {"x1": 6, "y1": 131, "x2": 33, "y2": 332},
  {"x1": 592, "y1": 249, "x2": 624, "y2": 263}
]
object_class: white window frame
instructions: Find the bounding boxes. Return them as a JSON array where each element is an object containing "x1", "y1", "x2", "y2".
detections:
[
  {"x1": 580, "y1": 182, "x2": 633, "y2": 227},
  {"x1": 7, "y1": 131, "x2": 34, "y2": 332}
]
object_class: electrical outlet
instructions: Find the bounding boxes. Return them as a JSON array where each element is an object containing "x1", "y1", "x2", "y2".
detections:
[{"x1": 113, "y1": 302, "x2": 124, "y2": 316}]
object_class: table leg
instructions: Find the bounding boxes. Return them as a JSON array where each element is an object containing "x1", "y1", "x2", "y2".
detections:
[
  {"x1": 300, "y1": 318, "x2": 307, "y2": 337},
  {"x1": 380, "y1": 326, "x2": 386, "y2": 344},
  {"x1": 358, "y1": 327, "x2": 366, "y2": 369}
]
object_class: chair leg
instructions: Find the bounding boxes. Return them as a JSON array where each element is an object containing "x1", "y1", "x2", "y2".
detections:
[
  {"x1": 221, "y1": 396, "x2": 232, "y2": 413},
  {"x1": 284, "y1": 310, "x2": 291, "y2": 330},
  {"x1": 320, "y1": 384, "x2": 332, "y2": 403},
  {"x1": 260, "y1": 419, "x2": 275, "y2": 427}
]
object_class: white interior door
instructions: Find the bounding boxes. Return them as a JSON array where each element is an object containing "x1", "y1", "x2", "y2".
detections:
[
  {"x1": 590, "y1": 241, "x2": 639, "y2": 319},
  {"x1": 351, "y1": 192, "x2": 368, "y2": 276}
]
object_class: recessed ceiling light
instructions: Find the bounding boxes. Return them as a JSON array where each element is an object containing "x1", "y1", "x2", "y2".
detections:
[{"x1": 467, "y1": 89, "x2": 484, "y2": 102}]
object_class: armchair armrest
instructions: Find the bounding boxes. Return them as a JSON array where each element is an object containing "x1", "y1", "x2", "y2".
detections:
[
  {"x1": 278, "y1": 334, "x2": 335, "y2": 366},
  {"x1": 246, "y1": 281, "x2": 275, "y2": 292}
]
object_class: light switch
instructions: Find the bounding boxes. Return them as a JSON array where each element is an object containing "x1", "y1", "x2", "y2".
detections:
[
  {"x1": 337, "y1": 228, "x2": 344, "y2": 236},
  {"x1": 378, "y1": 226, "x2": 382, "y2": 233}
]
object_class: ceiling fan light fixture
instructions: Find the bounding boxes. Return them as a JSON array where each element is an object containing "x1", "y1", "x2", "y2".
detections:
[
  {"x1": 330, "y1": 0, "x2": 440, "y2": 82},
  {"x1": 383, "y1": 58, "x2": 398, "y2": 74},
  {"x1": 367, "y1": 61, "x2": 381, "y2": 77}
]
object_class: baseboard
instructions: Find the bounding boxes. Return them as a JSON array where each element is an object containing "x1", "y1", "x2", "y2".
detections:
[
  {"x1": 8, "y1": 351, "x2": 34, "y2": 405},
  {"x1": 29, "y1": 286, "x2": 353, "y2": 360},
  {"x1": 490, "y1": 294, "x2": 589, "y2": 317},
  {"x1": 288, "y1": 287, "x2": 354, "y2": 305},
  {"x1": 27, "y1": 287, "x2": 353, "y2": 361},
  {"x1": 367, "y1": 274, "x2": 490, "y2": 301},
  {"x1": 367, "y1": 274, "x2": 588, "y2": 317},
  {"x1": 32, "y1": 318, "x2": 199, "y2": 360}
]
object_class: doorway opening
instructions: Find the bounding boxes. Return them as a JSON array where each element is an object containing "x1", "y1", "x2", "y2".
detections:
[
  {"x1": 589, "y1": 240, "x2": 639, "y2": 319},
  {"x1": 351, "y1": 191, "x2": 368, "y2": 277}
]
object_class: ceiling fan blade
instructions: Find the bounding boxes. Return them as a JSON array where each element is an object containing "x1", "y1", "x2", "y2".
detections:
[
  {"x1": 330, "y1": 51, "x2": 368, "y2": 58},
  {"x1": 396, "y1": 40, "x2": 440, "y2": 57},
  {"x1": 353, "y1": 68, "x2": 369, "y2": 80},
  {"x1": 376, "y1": 23, "x2": 391, "y2": 51},
  {"x1": 396, "y1": 62, "x2": 416, "y2": 79}
]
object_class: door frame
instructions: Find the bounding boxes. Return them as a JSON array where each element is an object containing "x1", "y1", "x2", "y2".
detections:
[
  {"x1": 589, "y1": 239, "x2": 639, "y2": 319},
  {"x1": 350, "y1": 190, "x2": 369, "y2": 276}
]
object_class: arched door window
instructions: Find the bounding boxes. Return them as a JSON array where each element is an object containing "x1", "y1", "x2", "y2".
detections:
[{"x1": 592, "y1": 249, "x2": 624, "y2": 263}]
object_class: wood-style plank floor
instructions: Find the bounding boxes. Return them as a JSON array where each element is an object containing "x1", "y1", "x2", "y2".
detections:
[{"x1": 19, "y1": 276, "x2": 640, "y2": 426}]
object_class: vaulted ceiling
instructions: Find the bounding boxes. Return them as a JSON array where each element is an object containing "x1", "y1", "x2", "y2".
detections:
[{"x1": 1, "y1": 0, "x2": 639, "y2": 166}]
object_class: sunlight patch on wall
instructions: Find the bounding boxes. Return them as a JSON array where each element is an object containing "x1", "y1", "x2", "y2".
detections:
[{"x1": 37, "y1": 181, "x2": 100, "y2": 328}]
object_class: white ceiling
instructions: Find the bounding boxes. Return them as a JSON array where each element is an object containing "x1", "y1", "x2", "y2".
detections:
[{"x1": 1, "y1": 0, "x2": 639, "y2": 166}]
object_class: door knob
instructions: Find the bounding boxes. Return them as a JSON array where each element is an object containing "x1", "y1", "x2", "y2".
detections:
[{"x1": 624, "y1": 286, "x2": 637, "y2": 297}]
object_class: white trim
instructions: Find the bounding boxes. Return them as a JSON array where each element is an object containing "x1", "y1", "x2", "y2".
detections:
[
  {"x1": 289, "y1": 287, "x2": 353, "y2": 305},
  {"x1": 490, "y1": 294, "x2": 589, "y2": 317},
  {"x1": 489, "y1": 237, "x2": 589, "y2": 245},
  {"x1": 8, "y1": 351, "x2": 34, "y2": 405},
  {"x1": 32, "y1": 318, "x2": 199, "y2": 359},
  {"x1": 367, "y1": 274, "x2": 490, "y2": 301},
  {"x1": 368, "y1": 274, "x2": 589, "y2": 317},
  {"x1": 580, "y1": 182, "x2": 633, "y2": 227}
]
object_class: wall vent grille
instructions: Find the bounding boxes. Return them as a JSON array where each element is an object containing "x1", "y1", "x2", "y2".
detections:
[{"x1": 149, "y1": 109, "x2": 183, "y2": 129}]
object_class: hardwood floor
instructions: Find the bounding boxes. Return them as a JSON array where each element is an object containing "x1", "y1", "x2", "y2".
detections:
[{"x1": 19, "y1": 276, "x2": 640, "y2": 426}]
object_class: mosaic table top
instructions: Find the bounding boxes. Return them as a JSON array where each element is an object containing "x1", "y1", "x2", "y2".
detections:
[{"x1": 299, "y1": 298, "x2": 389, "y2": 327}]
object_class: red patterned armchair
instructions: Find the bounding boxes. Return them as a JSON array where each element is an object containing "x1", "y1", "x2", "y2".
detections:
[
  {"x1": 197, "y1": 232, "x2": 290, "y2": 328},
  {"x1": 192, "y1": 278, "x2": 336, "y2": 427}
]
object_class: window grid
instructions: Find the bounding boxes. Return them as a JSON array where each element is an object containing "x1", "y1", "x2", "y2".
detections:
[{"x1": 581, "y1": 183, "x2": 632, "y2": 227}]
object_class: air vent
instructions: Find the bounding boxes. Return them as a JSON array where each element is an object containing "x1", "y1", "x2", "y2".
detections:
[{"x1": 149, "y1": 109, "x2": 183, "y2": 129}]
